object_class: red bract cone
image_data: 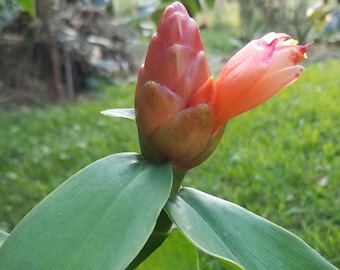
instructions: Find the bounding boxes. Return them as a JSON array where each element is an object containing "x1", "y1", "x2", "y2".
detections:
[
  {"x1": 135, "y1": 2, "x2": 311, "y2": 170},
  {"x1": 135, "y1": 2, "x2": 220, "y2": 170}
]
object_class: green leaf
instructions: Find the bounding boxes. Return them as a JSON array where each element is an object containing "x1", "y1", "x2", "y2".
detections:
[
  {"x1": 101, "y1": 108, "x2": 136, "y2": 121},
  {"x1": 0, "y1": 231, "x2": 9, "y2": 248},
  {"x1": 137, "y1": 228, "x2": 199, "y2": 270},
  {"x1": 165, "y1": 187, "x2": 338, "y2": 270},
  {"x1": 0, "y1": 153, "x2": 172, "y2": 270},
  {"x1": 17, "y1": 0, "x2": 35, "y2": 17}
]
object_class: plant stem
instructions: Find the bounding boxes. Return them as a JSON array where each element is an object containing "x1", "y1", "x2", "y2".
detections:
[{"x1": 171, "y1": 167, "x2": 187, "y2": 195}]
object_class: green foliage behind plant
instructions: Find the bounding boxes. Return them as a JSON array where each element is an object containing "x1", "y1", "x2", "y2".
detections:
[
  {"x1": 0, "y1": 60, "x2": 339, "y2": 268},
  {"x1": 0, "y1": 85, "x2": 138, "y2": 231}
]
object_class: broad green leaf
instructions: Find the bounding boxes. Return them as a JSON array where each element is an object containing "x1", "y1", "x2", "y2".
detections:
[
  {"x1": 17, "y1": 0, "x2": 35, "y2": 17},
  {"x1": 165, "y1": 187, "x2": 338, "y2": 270},
  {"x1": 101, "y1": 108, "x2": 136, "y2": 121},
  {"x1": 137, "y1": 228, "x2": 199, "y2": 270},
  {"x1": 0, "y1": 231, "x2": 9, "y2": 248},
  {"x1": 0, "y1": 153, "x2": 172, "y2": 270}
]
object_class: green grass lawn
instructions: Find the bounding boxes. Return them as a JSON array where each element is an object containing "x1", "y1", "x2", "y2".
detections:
[{"x1": 0, "y1": 60, "x2": 339, "y2": 268}]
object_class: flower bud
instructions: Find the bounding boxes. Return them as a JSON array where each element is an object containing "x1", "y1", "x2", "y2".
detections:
[
  {"x1": 214, "y1": 32, "x2": 312, "y2": 129},
  {"x1": 135, "y1": 2, "x2": 218, "y2": 169}
]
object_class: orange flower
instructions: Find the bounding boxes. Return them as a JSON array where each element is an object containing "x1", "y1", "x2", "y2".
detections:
[
  {"x1": 135, "y1": 2, "x2": 311, "y2": 170},
  {"x1": 214, "y1": 33, "x2": 312, "y2": 129}
]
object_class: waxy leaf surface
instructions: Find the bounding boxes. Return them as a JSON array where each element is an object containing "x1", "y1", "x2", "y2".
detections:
[
  {"x1": 165, "y1": 187, "x2": 338, "y2": 270},
  {"x1": 0, "y1": 153, "x2": 172, "y2": 270}
]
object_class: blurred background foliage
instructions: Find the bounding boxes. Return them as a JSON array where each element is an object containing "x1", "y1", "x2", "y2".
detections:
[
  {"x1": 0, "y1": 0, "x2": 340, "y2": 105},
  {"x1": 0, "y1": 0, "x2": 340, "y2": 268}
]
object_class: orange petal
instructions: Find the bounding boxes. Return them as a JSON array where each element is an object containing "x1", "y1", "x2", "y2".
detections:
[
  {"x1": 190, "y1": 76, "x2": 216, "y2": 106},
  {"x1": 215, "y1": 33, "x2": 311, "y2": 128},
  {"x1": 241, "y1": 65, "x2": 304, "y2": 107},
  {"x1": 223, "y1": 65, "x2": 304, "y2": 120},
  {"x1": 215, "y1": 39, "x2": 274, "y2": 127}
]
